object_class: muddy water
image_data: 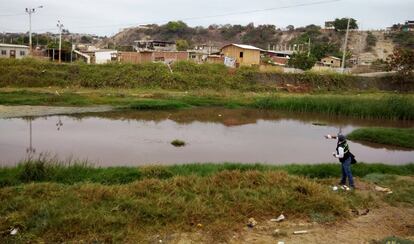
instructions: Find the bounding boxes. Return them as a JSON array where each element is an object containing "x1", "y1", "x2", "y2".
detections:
[{"x1": 0, "y1": 108, "x2": 413, "y2": 166}]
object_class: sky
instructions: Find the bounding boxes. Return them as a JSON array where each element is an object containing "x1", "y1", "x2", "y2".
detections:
[{"x1": 0, "y1": 0, "x2": 413, "y2": 36}]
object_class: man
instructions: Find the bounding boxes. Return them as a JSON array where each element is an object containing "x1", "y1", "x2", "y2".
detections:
[{"x1": 325, "y1": 134, "x2": 355, "y2": 189}]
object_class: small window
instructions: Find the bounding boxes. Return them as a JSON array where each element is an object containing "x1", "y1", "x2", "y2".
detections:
[
  {"x1": 240, "y1": 52, "x2": 244, "y2": 58},
  {"x1": 20, "y1": 50, "x2": 26, "y2": 56},
  {"x1": 331, "y1": 60, "x2": 334, "y2": 64},
  {"x1": 1, "y1": 50, "x2": 6, "y2": 55}
]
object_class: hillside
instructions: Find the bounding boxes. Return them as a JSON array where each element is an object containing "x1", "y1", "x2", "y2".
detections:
[{"x1": 99, "y1": 21, "x2": 396, "y2": 62}]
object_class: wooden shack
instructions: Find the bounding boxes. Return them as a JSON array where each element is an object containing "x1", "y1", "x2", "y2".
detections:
[{"x1": 220, "y1": 44, "x2": 261, "y2": 67}]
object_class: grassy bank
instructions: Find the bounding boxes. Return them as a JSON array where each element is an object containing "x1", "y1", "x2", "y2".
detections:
[
  {"x1": 0, "y1": 171, "x2": 349, "y2": 242},
  {"x1": 1, "y1": 89, "x2": 414, "y2": 120},
  {"x1": 348, "y1": 127, "x2": 414, "y2": 149},
  {"x1": 0, "y1": 58, "x2": 391, "y2": 91},
  {"x1": 1, "y1": 158, "x2": 414, "y2": 187},
  {"x1": 1, "y1": 159, "x2": 413, "y2": 242}
]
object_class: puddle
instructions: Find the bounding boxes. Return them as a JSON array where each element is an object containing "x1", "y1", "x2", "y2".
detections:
[{"x1": 1, "y1": 108, "x2": 413, "y2": 166}]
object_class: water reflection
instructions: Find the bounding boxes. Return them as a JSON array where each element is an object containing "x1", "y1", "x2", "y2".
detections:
[{"x1": 0, "y1": 108, "x2": 413, "y2": 166}]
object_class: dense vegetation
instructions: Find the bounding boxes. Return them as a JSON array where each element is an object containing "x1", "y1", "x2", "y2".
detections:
[
  {"x1": 0, "y1": 159, "x2": 413, "y2": 242},
  {"x1": 348, "y1": 127, "x2": 414, "y2": 149},
  {"x1": 1, "y1": 158, "x2": 414, "y2": 187},
  {"x1": 0, "y1": 58, "x2": 398, "y2": 92}
]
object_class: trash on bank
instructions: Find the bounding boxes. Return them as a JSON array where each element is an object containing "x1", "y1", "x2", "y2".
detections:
[
  {"x1": 375, "y1": 185, "x2": 393, "y2": 194},
  {"x1": 293, "y1": 230, "x2": 309, "y2": 235},
  {"x1": 10, "y1": 228, "x2": 18, "y2": 235},
  {"x1": 271, "y1": 214, "x2": 285, "y2": 222},
  {"x1": 247, "y1": 218, "x2": 257, "y2": 228}
]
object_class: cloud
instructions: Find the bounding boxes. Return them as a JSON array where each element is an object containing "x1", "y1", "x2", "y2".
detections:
[{"x1": 0, "y1": 0, "x2": 412, "y2": 35}]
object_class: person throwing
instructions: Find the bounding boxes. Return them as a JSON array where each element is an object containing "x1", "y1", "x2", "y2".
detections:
[{"x1": 325, "y1": 134, "x2": 355, "y2": 190}]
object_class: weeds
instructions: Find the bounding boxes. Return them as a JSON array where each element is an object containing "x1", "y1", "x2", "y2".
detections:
[
  {"x1": 0, "y1": 58, "x2": 395, "y2": 92},
  {"x1": 1, "y1": 159, "x2": 413, "y2": 187},
  {"x1": 347, "y1": 127, "x2": 414, "y2": 149},
  {"x1": 171, "y1": 139, "x2": 186, "y2": 147},
  {"x1": 252, "y1": 95, "x2": 414, "y2": 120},
  {"x1": 0, "y1": 170, "x2": 348, "y2": 242}
]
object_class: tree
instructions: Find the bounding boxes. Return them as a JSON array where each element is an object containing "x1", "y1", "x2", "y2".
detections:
[
  {"x1": 176, "y1": 39, "x2": 190, "y2": 51},
  {"x1": 333, "y1": 18, "x2": 358, "y2": 31},
  {"x1": 311, "y1": 43, "x2": 341, "y2": 60},
  {"x1": 288, "y1": 52, "x2": 317, "y2": 70},
  {"x1": 286, "y1": 25, "x2": 295, "y2": 31},
  {"x1": 387, "y1": 48, "x2": 414, "y2": 76}
]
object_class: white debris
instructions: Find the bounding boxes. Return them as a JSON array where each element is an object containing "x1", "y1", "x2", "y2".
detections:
[
  {"x1": 375, "y1": 185, "x2": 393, "y2": 194},
  {"x1": 10, "y1": 228, "x2": 18, "y2": 235},
  {"x1": 293, "y1": 230, "x2": 309, "y2": 235},
  {"x1": 271, "y1": 214, "x2": 285, "y2": 222},
  {"x1": 332, "y1": 186, "x2": 338, "y2": 191}
]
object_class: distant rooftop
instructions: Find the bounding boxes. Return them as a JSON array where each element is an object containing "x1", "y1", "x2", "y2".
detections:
[
  {"x1": 0, "y1": 43, "x2": 29, "y2": 49},
  {"x1": 221, "y1": 44, "x2": 262, "y2": 51}
]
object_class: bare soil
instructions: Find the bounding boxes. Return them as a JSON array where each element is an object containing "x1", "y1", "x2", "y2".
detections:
[{"x1": 0, "y1": 105, "x2": 113, "y2": 118}]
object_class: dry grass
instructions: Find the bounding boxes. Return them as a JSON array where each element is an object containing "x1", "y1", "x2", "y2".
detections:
[{"x1": 0, "y1": 170, "x2": 349, "y2": 242}]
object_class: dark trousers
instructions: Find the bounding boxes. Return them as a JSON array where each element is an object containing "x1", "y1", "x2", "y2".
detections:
[{"x1": 340, "y1": 157, "x2": 354, "y2": 187}]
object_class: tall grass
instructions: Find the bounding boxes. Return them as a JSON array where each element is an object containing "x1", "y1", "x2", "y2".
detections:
[
  {"x1": 252, "y1": 95, "x2": 414, "y2": 120},
  {"x1": 0, "y1": 58, "x2": 385, "y2": 91},
  {"x1": 0, "y1": 169, "x2": 349, "y2": 242},
  {"x1": 1, "y1": 158, "x2": 413, "y2": 187},
  {"x1": 348, "y1": 127, "x2": 414, "y2": 149}
]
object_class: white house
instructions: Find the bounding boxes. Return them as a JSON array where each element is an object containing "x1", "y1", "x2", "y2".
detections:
[{"x1": 0, "y1": 43, "x2": 30, "y2": 59}]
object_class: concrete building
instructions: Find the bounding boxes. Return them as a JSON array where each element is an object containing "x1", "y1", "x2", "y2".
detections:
[
  {"x1": 118, "y1": 51, "x2": 188, "y2": 64},
  {"x1": 0, "y1": 43, "x2": 29, "y2": 59},
  {"x1": 76, "y1": 49, "x2": 117, "y2": 64},
  {"x1": 321, "y1": 56, "x2": 341, "y2": 68},
  {"x1": 220, "y1": 44, "x2": 262, "y2": 67},
  {"x1": 134, "y1": 40, "x2": 176, "y2": 52},
  {"x1": 262, "y1": 50, "x2": 293, "y2": 66}
]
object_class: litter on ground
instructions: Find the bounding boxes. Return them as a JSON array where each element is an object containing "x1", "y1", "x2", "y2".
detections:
[{"x1": 374, "y1": 185, "x2": 393, "y2": 194}]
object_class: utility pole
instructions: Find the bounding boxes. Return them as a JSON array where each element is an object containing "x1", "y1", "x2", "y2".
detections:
[
  {"x1": 341, "y1": 18, "x2": 351, "y2": 73},
  {"x1": 57, "y1": 20, "x2": 64, "y2": 63},
  {"x1": 25, "y1": 6, "x2": 43, "y2": 53},
  {"x1": 307, "y1": 38, "x2": 311, "y2": 57}
]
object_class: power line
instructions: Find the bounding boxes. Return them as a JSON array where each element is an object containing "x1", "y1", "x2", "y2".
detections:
[{"x1": 2, "y1": 0, "x2": 343, "y2": 33}]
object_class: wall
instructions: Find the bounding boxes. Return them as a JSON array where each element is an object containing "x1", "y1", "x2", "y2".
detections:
[
  {"x1": 0, "y1": 47, "x2": 29, "y2": 59},
  {"x1": 119, "y1": 51, "x2": 188, "y2": 64},
  {"x1": 95, "y1": 51, "x2": 116, "y2": 64},
  {"x1": 221, "y1": 45, "x2": 260, "y2": 66}
]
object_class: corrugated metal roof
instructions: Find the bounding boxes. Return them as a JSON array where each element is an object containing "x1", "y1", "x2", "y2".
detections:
[
  {"x1": 221, "y1": 43, "x2": 262, "y2": 51},
  {"x1": 0, "y1": 43, "x2": 29, "y2": 49}
]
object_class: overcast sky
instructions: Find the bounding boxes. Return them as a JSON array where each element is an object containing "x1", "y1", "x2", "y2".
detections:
[{"x1": 0, "y1": 0, "x2": 412, "y2": 36}]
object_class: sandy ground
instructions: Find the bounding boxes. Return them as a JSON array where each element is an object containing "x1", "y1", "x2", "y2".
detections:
[
  {"x1": 166, "y1": 205, "x2": 414, "y2": 244},
  {"x1": 0, "y1": 105, "x2": 114, "y2": 118},
  {"x1": 167, "y1": 179, "x2": 414, "y2": 244}
]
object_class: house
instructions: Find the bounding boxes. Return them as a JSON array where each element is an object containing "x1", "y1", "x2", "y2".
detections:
[
  {"x1": 0, "y1": 43, "x2": 29, "y2": 59},
  {"x1": 262, "y1": 50, "x2": 293, "y2": 66},
  {"x1": 321, "y1": 56, "x2": 341, "y2": 68},
  {"x1": 403, "y1": 20, "x2": 414, "y2": 32},
  {"x1": 134, "y1": 40, "x2": 176, "y2": 52},
  {"x1": 220, "y1": 44, "x2": 262, "y2": 67},
  {"x1": 75, "y1": 49, "x2": 117, "y2": 64},
  {"x1": 118, "y1": 51, "x2": 188, "y2": 64},
  {"x1": 188, "y1": 44, "x2": 220, "y2": 63},
  {"x1": 324, "y1": 21, "x2": 335, "y2": 30}
]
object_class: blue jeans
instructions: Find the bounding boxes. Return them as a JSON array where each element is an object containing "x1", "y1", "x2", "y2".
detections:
[{"x1": 340, "y1": 157, "x2": 354, "y2": 187}]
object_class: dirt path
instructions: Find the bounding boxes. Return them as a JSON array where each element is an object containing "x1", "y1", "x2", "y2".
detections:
[
  {"x1": 0, "y1": 105, "x2": 114, "y2": 119},
  {"x1": 232, "y1": 205, "x2": 414, "y2": 244}
]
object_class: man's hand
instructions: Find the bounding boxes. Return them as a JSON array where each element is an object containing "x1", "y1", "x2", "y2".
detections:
[
  {"x1": 332, "y1": 152, "x2": 337, "y2": 157},
  {"x1": 325, "y1": 134, "x2": 332, "y2": 139}
]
